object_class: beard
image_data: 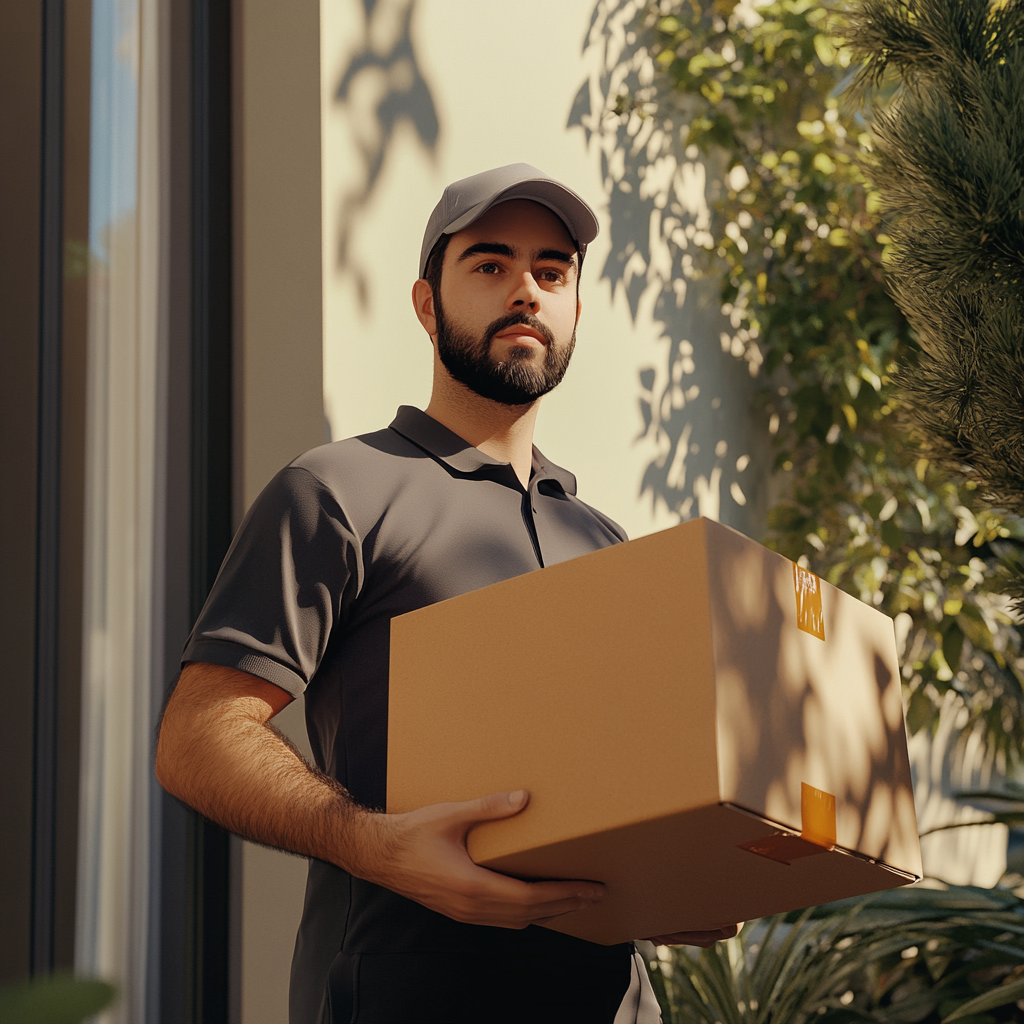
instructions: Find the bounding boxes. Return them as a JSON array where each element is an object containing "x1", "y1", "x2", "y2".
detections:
[{"x1": 435, "y1": 299, "x2": 576, "y2": 407}]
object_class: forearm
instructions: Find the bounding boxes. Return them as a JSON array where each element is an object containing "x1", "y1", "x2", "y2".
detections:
[
  {"x1": 156, "y1": 663, "x2": 604, "y2": 929},
  {"x1": 155, "y1": 662, "x2": 389, "y2": 875}
]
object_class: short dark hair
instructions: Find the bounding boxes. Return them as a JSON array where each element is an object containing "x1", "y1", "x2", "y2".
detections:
[{"x1": 424, "y1": 233, "x2": 452, "y2": 307}]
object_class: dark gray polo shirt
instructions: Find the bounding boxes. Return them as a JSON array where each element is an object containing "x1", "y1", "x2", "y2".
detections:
[{"x1": 182, "y1": 406, "x2": 632, "y2": 1023}]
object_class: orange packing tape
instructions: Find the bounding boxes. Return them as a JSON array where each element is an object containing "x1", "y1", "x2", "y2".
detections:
[
  {"x1": 792, "y1": 562, "x2": 825, "y2": 640},
  {"x1": 736, "y1": 784, "x2": 838, "y2": 865},
  {"x1": 737, "y1": 832, "x2": 827, "y2": 865},
  {"x1": 801, "y1": 782, "x2": 837, "y2": 849}
]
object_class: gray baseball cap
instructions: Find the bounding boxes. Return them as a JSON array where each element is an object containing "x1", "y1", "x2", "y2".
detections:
[{"x1": 419, "y1": 163, "x2": 600, "y2": 278}]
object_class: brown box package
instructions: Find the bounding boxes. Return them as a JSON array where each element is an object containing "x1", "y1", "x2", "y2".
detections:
[{"x1": 387, "y1": 518, "x2": 922, "y2": 945}]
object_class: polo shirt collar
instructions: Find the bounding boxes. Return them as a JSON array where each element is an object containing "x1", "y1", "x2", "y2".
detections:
[{"x1": 389, "y1": 406, "x2": 577, "y2": 495}]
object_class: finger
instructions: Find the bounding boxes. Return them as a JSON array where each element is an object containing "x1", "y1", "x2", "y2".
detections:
[
  {"x1": 450, "y1": 867, "x2": 605, "y2": 917},
  {"x1": 456, "y1": 863, "x2": 605, "y2": 906},
  {"x1": 646, "y1": 934, "x2": 712, "y2": 947},
  {"x1": 493, "y1": 892, "x2": 605, "y2": 928},
  {"x1": 524, "y1": 890, "x2": 604, "y2": 918},
  {"x1": 434, "y1": 875, "x2": 605, "y2": 928},
  {"x1": 530, "y1": 897, "x2": 605, "y2": 924},
  {"x1": 446, "y1": 789, "x2": 530, "y2": 825},
  {"x1": 645, "y1": 926, "x2": 738, "y2": 947}
]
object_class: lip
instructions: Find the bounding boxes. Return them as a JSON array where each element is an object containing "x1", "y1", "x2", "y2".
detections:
[{"x1": 494, "y1": 325, "x2": 547, "y2": 345}]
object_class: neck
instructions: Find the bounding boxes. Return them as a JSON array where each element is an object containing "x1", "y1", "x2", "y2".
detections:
[{"x1": 425, "y1": 361, "x2": 540, "y2": 488}]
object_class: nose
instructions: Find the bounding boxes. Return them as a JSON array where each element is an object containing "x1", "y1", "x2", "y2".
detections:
[{"x1": 506, "y1": 271, "x2": 541, "y2": 313}]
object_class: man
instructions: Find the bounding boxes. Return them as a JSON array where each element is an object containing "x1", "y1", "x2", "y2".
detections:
[{"x1": 156, "y1": 164, "x2": 735, "y2": 1023}]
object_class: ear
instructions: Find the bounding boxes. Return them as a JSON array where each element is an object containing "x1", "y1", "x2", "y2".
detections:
[
  {"x1": 411, "y1": 278, "x2": 437, "y2": 339},
  {"x1": 575, "y1": 295, "x2": 583, "y2": 327}
]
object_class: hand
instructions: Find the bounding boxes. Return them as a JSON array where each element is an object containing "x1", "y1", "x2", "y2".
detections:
[
  {"x1": 354, "y1": 789, "x2": 605, "y2": 929},
  {"x1": 645, "y1": 925, "x2": 740, "y2": 947}
]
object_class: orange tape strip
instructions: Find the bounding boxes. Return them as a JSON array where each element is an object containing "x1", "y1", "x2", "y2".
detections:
[
  {"x1": 792, "y1": 562, "x2": 825, "y2": 640},
  {"x1": 801, "y1": 782, "x2": 836, "y2": 849},
  {"x1": 738, "y1": 832, "x2": 827, "y2": 865}
]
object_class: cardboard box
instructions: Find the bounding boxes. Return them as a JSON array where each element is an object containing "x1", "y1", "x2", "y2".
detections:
[{"x1": 388, "y1": 518, "x2": 922, "y2": 945}]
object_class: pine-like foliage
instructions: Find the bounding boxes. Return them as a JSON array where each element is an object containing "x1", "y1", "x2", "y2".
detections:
[{"x1": 846, "y1": 0, "x2": 1024, "y2": 614}]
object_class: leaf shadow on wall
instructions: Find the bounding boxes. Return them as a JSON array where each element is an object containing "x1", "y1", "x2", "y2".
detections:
[
  {"x1": 571, "y1": 0, "x2": 772, "y2": 536},
  {"x1": 332, "y1": 0, "x2": 439, "y2": 311}
]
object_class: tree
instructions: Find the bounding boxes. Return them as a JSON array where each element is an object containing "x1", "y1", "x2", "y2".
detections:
[
  {"x1": 578, "y1": 0, "x2": 1024, "y2": 759},
  {"x1": 845, "y1": 0, "x2": 1024, "y2": 616}
]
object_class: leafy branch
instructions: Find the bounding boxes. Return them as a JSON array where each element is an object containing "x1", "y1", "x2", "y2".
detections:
[{"x1": 581, "y1": 0, "x2": 1024, "y2": 760}]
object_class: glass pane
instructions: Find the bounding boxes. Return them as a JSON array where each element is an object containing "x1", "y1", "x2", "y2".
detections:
[{"x1": 76, "y1": 1, "x2": 160, "y2": 1020}]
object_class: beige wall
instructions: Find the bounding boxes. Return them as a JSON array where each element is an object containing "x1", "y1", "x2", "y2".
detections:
[
  {"x1": 234, "y1": 0, "x2": 326, "y2": 519},
  {"x1": 232, "y1": 1, "x2": 324, "y2": 1021},
  {"x1": 319, "y1": 0, "x2": 749, "y2": 543},
  {"x1": 319, "y1": 0, "x2": 770, "y2": 540},
  {"x1": 909, "y1": 689, "x2": 1007, "y2": 886}
]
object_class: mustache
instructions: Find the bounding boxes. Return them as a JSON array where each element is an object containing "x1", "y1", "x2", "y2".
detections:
[{"x1": 484, "y1": 311, "x2": 556, "y2": 350}]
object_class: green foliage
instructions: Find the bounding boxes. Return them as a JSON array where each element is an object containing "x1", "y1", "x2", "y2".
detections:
[
  {"x1": 644, "y1": 885, "x2": 1024, "y2": 1023},
  {"x1": 0, "y1": 975, "x2": 116, "y2": 1024},
  {"x1": 843, "y1": 0, "x2": 1024, "y2": 613},
  {"x1": 583, "y1": 0, "x2": 1024, "y2": 760},
  {"x1": 923, "y1": 783, "x2": 1024, "y2": 838}
]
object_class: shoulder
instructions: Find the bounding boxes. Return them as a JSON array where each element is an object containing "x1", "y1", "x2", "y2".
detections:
[
  {"x1": 239, "y1": 426, "x2": 437, "y2": 545},
  {"x1": 272, "y1": 427, "x2": 433, "y2": 508},
  {"x1": 289, "y1": 427, "x2": 425, "y2": 485},
  {"x1": 573, "y1": 496, "x2": 628, "y2": 544}
]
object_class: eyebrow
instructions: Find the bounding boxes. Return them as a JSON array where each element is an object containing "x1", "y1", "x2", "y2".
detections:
[
  {"x1": 455, "y1": 242, "x2": 577, "y2": 269},
  {"x1": 456, "y1": 242, "x2": 515, "y2": 262},
  {"x1": 537, "y1": 248, "x2": 576, "y2": 266}
]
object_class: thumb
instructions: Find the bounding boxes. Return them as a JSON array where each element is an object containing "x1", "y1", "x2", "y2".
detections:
[{"x1": 458, "y1": 789, "x2": 530, "y2": 824}]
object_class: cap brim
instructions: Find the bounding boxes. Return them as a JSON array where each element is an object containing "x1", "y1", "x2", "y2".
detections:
[
  {"x1": 419, "y1": 172, "x2": 600, "y2": 277},
  {"x1": 444, "y1": 178, "x2": 599, "y2": 248}
]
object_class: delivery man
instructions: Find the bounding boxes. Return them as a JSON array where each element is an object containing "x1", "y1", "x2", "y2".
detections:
[{"x1": 156, "y1": 164, "x2": 736, "y2": 1024}]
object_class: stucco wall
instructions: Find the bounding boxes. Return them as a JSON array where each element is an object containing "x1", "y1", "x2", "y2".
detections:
[{"x1": 320, "y1": 0, "x2": 768, "y2": 543}]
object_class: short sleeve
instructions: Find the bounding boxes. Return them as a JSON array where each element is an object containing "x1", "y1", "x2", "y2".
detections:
[{"x1": 182, "y1": 465, "x2": 361, "y2": 697}]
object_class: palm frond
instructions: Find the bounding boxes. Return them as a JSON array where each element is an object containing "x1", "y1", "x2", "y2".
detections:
[{"x1": 648, "y1": 886, "x2": 1024, "y2": 1022}]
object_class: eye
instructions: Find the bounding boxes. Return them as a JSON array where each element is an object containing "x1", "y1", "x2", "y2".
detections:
[
  {"x1": 537, "y1": 267, "x2": 567, "y2": 284},
  {"x1": 475, "y1": 261, "x2": 502, "y2": 275}
]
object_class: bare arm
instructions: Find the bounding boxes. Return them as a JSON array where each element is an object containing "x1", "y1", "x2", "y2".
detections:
[{"x1": 155, "y1": 661, "x2": 604, "y2": 928}]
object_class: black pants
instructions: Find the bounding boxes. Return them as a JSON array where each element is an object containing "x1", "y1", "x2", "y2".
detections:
[{"x1": 320, "y1": 945, "x2": 633, "y2": 1023}]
